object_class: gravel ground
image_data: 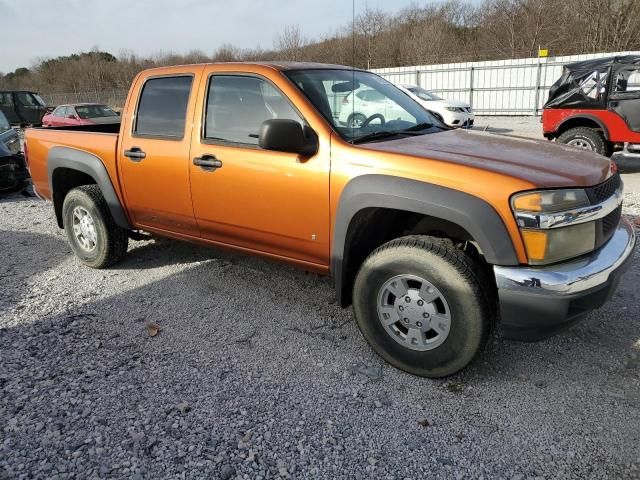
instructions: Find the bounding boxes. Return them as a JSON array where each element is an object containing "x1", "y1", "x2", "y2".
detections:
[
  {"x1": 1, "y1": 183, "x2": 640, "y2": 479},
  {"x1": 473, "y1": 116, "x2": 544, "y2": 139}
]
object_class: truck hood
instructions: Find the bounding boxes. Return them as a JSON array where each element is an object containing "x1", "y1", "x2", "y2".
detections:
[{"x1": 362, "y1": 129, "x2": 611, "y2": 188}]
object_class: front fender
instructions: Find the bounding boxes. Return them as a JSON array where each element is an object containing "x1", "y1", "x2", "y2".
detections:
[{"x1": 331, "y1": 174, "x2": 519, "y2": 305}]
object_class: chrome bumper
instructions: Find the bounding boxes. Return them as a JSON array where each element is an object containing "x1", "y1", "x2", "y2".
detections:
[{"x1": 494, "y1": 218, "x2": 636, "y2": 340}]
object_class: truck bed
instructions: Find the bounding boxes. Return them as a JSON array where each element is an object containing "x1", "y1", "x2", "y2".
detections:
[{"x1": 24, "y1": 125, "x2": 121, "y2": 201}]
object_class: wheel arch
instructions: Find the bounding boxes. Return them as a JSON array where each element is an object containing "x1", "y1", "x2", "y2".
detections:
[
  {"x1": 332, "y1": 175, "x2": 519, "y2": 307},
  {"x1": 554, "y1": 114, "x2": 610, "y2": 140},
  {"x1": 47, "y1": 146, "x2": 131, "y2": 230}
]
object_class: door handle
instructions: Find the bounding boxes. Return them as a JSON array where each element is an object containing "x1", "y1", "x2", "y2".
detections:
[
  {"x1": 124, "y1": 147, "x2": 146, "y2": 161},
  {"x1": 193, "y1": 154, "x2": 223, "y2": 171}
]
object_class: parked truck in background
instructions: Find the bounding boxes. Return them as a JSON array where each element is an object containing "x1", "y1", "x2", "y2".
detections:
[
  {"x1": 0, "y1": 90, "x2": 48, "y2": 126},
  {"x1": 24, "y1": 62, "x2": 635, "y2": 377}
]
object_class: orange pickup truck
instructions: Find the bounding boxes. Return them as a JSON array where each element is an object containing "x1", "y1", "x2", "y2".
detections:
[{"x1": 24, "y1": 62, "x2": 635, "y2": 377}]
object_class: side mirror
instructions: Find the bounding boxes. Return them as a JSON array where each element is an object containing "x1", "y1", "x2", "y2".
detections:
[
  {"x1": 67, "y1": 114, "x2": 77, "y2": 119},
  {"x1": 259, "y1": 119, "x2": 317, "y2": 156}
]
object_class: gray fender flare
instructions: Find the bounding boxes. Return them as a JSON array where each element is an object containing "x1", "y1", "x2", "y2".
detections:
[
  {"x1": 47, "y1": 146, "x2": 131, "y2": 229},
  {"x1": 332, "y1": 174, "x2": 519, "y2": 305}
]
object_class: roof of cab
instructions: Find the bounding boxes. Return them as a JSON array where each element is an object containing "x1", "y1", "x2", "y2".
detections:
[{"x1": 140, "y1": 61, "x2": 364, "y2": 74}]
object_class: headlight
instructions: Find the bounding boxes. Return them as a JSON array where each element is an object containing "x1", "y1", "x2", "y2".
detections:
[
  {"x1": 511, "y1": 188, "x2": 595, "y2": 265},
  {"x1": 444, "y1": 106, "x2": 463, "y2": 112},
  {"x1": 512, "y1": 189, "x2": 590, "y2": 216}
]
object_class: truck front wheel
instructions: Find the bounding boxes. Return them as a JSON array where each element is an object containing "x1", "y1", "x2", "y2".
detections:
[
  {"x1": 352, "y1": 235, "x2": 491, "y2": 378},
  {"x1": 62, "y1": 185, "x2": 128, "y2": 268},
  {"x1": 557, "y1": 127, "x2": 607, "y2": 155}
]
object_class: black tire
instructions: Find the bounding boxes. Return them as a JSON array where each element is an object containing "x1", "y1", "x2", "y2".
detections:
[
  {"x1": 62, "y1": 185, "x2": 128, "y2": 268},
  {"x1": 557, "y1": 127, "x2": 607, "y2": 155},
  {"x1": 347, "y1": 113, "x2": 367, "y2": 129},
  {"x1": 352, "y1": 235, "x2": 491, "y2": 378}
]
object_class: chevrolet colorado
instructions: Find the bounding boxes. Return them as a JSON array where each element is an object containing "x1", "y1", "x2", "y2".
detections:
[{"x1": 24, "y1": 62, "x2": 636, "y2": 377}]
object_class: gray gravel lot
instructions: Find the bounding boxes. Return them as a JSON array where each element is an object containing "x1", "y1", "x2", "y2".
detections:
[{"x1": 2, "y1": 132, "x2": 640, "y2": 478}]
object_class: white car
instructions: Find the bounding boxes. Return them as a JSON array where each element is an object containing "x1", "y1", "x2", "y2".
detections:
[
  {"x1": 400, "y1": 84, "x2": 474, "y2": 129},
  {"x1": 338, "y1": 86, "x2": 415, "y2": 128}
]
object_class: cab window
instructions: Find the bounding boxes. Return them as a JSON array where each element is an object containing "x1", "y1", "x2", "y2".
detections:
[
  {"x1": 134, "y1": 76, "x2": 192, "y2": 138},
  {"x1": 0, "y1": 93, "x2": 14, "y2": 107},
  {"x1": 204, "y1": 75, "x2": 302, "y2": 146},
  {"x1": 615, "y1": 69, "x2": 640, "y2": 93},
  {"x1": 0, "y1": 112, "x2": 10, "y2": 133}
]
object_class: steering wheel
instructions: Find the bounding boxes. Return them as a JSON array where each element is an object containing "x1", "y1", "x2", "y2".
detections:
[{"x1": 361, "y1": 113, "x2": 386, "y2": 128}]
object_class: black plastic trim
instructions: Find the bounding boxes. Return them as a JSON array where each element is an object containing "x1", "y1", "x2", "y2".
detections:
[
  {"x1": 332, "y1": 174, "x2": 519, "y2": 305},
  {"x1": 47, "y1": 146, "x2": 131, "y2": 229},
  {"x1": 499, "y1": 246, "x2": 633, "y2": 341}
]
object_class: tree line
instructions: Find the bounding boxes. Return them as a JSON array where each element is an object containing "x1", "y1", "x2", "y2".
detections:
[{"x1": 1, "y1": 0, "x2": 639, "y2": 96}]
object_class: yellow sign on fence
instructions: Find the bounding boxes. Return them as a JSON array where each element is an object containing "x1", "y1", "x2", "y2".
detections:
[{"x1": 538, "y1": 49, "x2": 549, "y2": 58}]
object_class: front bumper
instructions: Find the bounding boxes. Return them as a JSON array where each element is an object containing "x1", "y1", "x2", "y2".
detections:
[
  {"x1": 494, "y1": 218, "x2": 636, "y2": 341},
  {"x1": 444, "y1": 112, "x2": 474, "y2": 129}
]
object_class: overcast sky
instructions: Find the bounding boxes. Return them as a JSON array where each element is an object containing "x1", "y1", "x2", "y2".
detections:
[{"x1": 1, "y1": 0, "x2": 423, "y2": 73}]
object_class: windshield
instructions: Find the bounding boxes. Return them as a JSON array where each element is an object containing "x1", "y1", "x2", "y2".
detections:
[
  {"x1": 0, "y1": 111, "x2": 10, "y2": 133},
  {"x1": 284, "y1": 69, "x2": 439, "y2": 142},
  {"x1": 32, "y1": 93, "x2": 46, "y2": 106},
  {"x1": 75, "y1": 104, "x2": 118, "y2": 119},
  {"x1": 407, "y1": 86, "x2": 442, "y2": 101}
]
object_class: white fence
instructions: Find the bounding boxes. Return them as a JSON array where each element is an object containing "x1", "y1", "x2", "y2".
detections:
[{"x1": 372, "y1": 51, "x2": 640, "y2": 116}]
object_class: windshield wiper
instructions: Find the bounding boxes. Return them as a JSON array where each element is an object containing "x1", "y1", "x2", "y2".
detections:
[
  {"x1": 350, "y1": 130, "x2": 405, "y2": 144},
  {"x1": 402, "y1": 122, "x2": 432, "y2": 132},
  {"x1": 350, "y1": 122, "x2": 437, "y2": 144}
]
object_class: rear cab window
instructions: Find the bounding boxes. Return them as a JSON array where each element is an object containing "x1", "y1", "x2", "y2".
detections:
[{"x1": 134, "y1": 76, "x2": 193, "y2": 139}]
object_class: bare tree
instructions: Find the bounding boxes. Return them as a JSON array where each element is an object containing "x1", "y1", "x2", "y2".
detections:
[
  {"x1": 275, "y1": 24, "x2": 308, "y2": 61},
  {"x1": 355, "y1": 7, "x2": 387, "y2": 69}
]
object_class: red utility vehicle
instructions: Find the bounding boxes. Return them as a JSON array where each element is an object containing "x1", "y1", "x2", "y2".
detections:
[
  {"x1": 542, "y1": 55, "x2": 640, "y2": 160},
  {"x1": 42, "y1": 103, "x2": 120, "y2": 128}
]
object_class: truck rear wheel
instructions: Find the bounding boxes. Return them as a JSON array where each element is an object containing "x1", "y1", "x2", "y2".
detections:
[
  {"x1": 62, "y1": 185, "x2": 128, "y2": 268},
  {"x1": 557, "y1": 127, "x2": 607, "y2": 155},
  {"x1": 352, "y1": 235, "x2": 491, "y2": 378}
]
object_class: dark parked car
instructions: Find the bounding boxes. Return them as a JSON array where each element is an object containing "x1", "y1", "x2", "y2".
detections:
[
  {"x1": 0, "y1": 111, "x2": 29, "y2": 192},
  {"x1": 0, "y1": 90, "x2": 48, "y2": 126}
]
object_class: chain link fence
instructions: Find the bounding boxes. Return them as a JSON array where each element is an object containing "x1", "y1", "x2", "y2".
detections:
[
  {"x1": 372, "y1": 50, "x2": 640, "y2": 115},
  {"x1": 39, "y1": 89, "x2": 129, "y2": 109}
]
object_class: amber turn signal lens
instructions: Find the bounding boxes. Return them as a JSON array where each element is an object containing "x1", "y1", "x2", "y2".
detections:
[
  {"x1": 520, "y1": 230, "x2": 548, "y2": 262},
  {"x1": 512, "y1": 193, "x2": 542, "y2": 212}
]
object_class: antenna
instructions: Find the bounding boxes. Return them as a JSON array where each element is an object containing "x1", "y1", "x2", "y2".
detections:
[{"x1": 352, "y1": 0, "x2": 355, "y2": 138}]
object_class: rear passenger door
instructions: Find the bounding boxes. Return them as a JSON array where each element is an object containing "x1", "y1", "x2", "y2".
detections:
[
  {"x1": 188, "y1": 70, "x2": 330, "y2": 267},
  {"x1": 119, "y1": 67, "x2": 203, "y2": 236}
]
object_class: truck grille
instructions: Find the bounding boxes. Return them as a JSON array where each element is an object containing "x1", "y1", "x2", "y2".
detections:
[
  {"x1": 587, "y1": 173, "x2": 621, "y2": 203},
  {"x1": 602, "y1": 205, "x2": 622, "y2": 238},
  {"x1": 584, "y1": 173, "x2": 622, "y2": 250}
]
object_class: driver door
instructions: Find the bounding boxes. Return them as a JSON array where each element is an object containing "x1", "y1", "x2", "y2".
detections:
[{"x1": 609, "y1": 67, "x2": 640, "y2": 132}]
